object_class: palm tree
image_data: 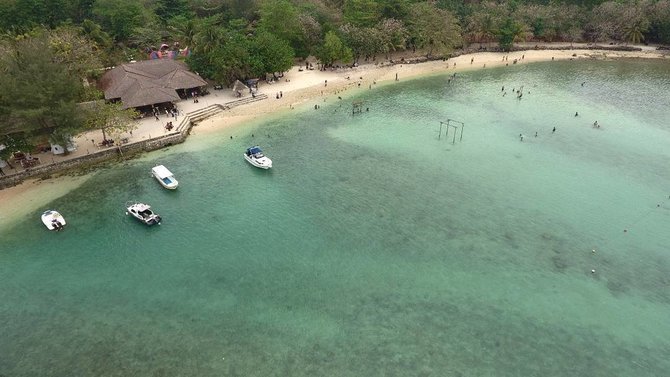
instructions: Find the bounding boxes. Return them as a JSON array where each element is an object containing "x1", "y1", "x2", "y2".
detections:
[
  {"x1": 624, "y1": 22, "x2": 646, "y2": 45},
  {"x1": 195, "y1": 27, "x2": 221, "y2": 54},
  {"x1": 468, "y1": 14, "x2": 497, "y2": 47},
  {"x1": 168, "y1": 17, "x2": 198, "y2": 48}
]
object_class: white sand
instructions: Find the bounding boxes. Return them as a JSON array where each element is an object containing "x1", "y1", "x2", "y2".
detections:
[{"x1": 0, "y1": 45, "x2": 665, "y2": 229}]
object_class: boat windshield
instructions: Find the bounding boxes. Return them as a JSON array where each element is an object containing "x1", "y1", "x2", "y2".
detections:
[{"x1": 248, "y1": 147, "x2": 263, "y2": 155}]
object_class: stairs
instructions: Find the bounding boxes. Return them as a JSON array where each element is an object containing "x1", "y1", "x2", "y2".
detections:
[
  {"x1": 220, "y1": 93, "x2": 268, "y2": 110},
  {"x1": 185, "y1": 94, "x2": 268, "y2": 125}
]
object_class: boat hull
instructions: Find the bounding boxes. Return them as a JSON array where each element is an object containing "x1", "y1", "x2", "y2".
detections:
[
  {"x1": 151, "y1": 165, "x2": 178, "y2": 189},
  {"x1": 126, "y1": 203, "x2": 162, "y2": 226},
  {"x1": 153, "y1": 174, "x2": 178, "y2": 189},
  {"x1": 41, "y1": 210, "x2": 66, "y2": 231},
  {"x1": 244, "y1": 154, "x2": 272, "y2": 169}
]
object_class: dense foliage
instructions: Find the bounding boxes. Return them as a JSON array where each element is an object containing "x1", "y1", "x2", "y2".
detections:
[{"x1": 1, "y1": 0, "x2": 668, "y2": 152}]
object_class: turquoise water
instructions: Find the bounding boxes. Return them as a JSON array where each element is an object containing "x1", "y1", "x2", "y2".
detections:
[{"x1": 1, "y1": 59, "x2": 669, "y2": 376}]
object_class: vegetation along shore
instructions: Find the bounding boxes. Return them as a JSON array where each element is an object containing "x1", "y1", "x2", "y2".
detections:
[{"x1": 1, "y1": 0, "x2": 669, "y2": 193}]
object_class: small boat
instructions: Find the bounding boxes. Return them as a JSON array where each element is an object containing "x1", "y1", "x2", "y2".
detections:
[
  {"x1": 151, "y1": 165, "x2": 178, "y2": 189},
  {"x1": 41, "y1": 210, "x2": 66, "y2": 231},
  {"x1": 126, "y1": 202, "x2": 162, "y2": 226},
  {"x1": 244, "y1": 146, "x2": 272, "y2": 169}
]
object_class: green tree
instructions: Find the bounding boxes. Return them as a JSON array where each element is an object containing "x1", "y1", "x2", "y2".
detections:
[
  {"x1": 167, "y1": 16, "x2": 199, "y2": 47},
  {"x1": 81, "y1": 19, "x2": 113, "y2": 51},
  {"x1": 624, "y1": 22, "x2": 646, "y2": 44},
  {"x1": 379, "y1": 0, "x2": 409, "y2": 20},
  {"x1": 466, "y1": 13, "x2": 498, "y2": 45},
  {"x1": 588, "y1": 1, "x2": 625, "y2": 42},
  {"x1": 378, "y1": 18, "x2": 407, "y2": 58},
  {"x1": 250, "y1": 31, "x2": 295, "y2": 77},
  {"x1": 83, "y1": 101, "x2": 139, "y2": 143},
  {"x1": 0, "y1": 135, "x2": 33, "y2": 168},
  {"x1": 343, "y1": 0, "x2": 380, "y2": 27},
  {"x1": 49, "y1": 25, "x2": 102, "y2": 76},
  {"x1": 92, "y1": 0, "x2": 153, "y2": 41},
  {"x1": 296, "y1": 13, "x2": 323, "y2": 59},
  {"x1": 315, "y1": 31, "x2": 353, "y2": 66},
  {"x1": 648, "y1": 0, "x2": 670, "y2": 44},
  {"x1": 496, "y1": 17, "x2": 523, "y2": 51},
  {"x1": 188, "y1": 29, "x2": 254, "y2": 85},
  {"x1": 258, "y1": 0, "x2": 302, "y2": 47},
  {"x1": 622, "y1": 6, "x2": 650, "y2": 45},
  {"x1": 128, "y1": 24, "x2": 163, "y2": 49},
  {"x1": 194, "y1": 20, "x2": 224, "y2": 54},
  {"x1": 406, "y1": 2, "x2": 462, "y2": 56},
  {"x1": 0, "y1": 0, "x2": 76, "y2": 31},
  {"x1": 155, "y1": 0, "x2": 191, "y2": 23},
  {"x1": 72, "y1": 0, "x2": 96, "y2": 23},
  {"x1": 339, "y1": 24, "x2": 382, "y2": 62},
  {"x1": 0, "y1": 32, "x2": 85, "y2": 140}
]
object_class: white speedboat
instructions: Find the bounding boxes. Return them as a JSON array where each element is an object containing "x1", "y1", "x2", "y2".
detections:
[
  {"x1": 244, "y1": 146, "x2": 272, "y2": 169},
  {"x1": 41, "y1": 210, "x2": 66, "y2": 231},
  {"x1": 151, "y1": 165, "x2": 178, "y2": 189},
  {"x1": 126, "y1": 202, "x2": 162, "y2": 226}
]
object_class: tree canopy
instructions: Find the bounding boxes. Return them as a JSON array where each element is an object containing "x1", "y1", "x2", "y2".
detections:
[{"x1": 0, "y1": 0, "x2": 667, "y2": 148}]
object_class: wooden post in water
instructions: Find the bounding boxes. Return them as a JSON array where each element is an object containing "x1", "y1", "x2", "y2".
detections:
[
  {"x1": 446, "y1": 119, "x2": 465, "y2": 143},
  {"x1": 446, "y1": 124, "x2": 458, "y2": 144}
]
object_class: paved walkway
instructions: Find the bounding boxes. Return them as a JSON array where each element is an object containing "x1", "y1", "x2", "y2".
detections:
[{"x1": 0, "y1": 86, "x2": 259, "y2": 177}]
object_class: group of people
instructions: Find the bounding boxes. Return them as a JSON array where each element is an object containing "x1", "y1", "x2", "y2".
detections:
[
  {"x1": 152, "y1": 106, "x2": 179, "y2": 121},
  {"x1": 51, "y1": 219, "x2": 64, "y2": 231},
  {"x1": 520, "y1": 120, "x2": 598, "y2": 142}
]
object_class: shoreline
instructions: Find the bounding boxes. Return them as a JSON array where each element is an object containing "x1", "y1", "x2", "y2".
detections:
[
  {"x1": 0, "y1": 46, "x2": 666, "y2": 230},
  {"x1": 195, "y1": 46, "x2": 667, "y2": 135}
]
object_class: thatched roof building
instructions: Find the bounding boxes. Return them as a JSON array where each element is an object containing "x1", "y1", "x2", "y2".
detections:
[{"x1": 99, "y1": 60, "x2": 207, "y2": 109}]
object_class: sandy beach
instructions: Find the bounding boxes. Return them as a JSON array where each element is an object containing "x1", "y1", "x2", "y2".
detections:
[{"x1": 0, "y1": 44, "x2": 666, "y2": 228}]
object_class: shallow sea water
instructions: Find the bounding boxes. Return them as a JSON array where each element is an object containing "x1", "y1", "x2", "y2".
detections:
[{"x1": 1, "y1": 59, "x2": 669, "y2": 376}]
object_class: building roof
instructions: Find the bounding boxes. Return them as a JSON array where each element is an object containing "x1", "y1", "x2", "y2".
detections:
[{"x1": 100, "y1": 60, "x2": 207, "y2": 109}]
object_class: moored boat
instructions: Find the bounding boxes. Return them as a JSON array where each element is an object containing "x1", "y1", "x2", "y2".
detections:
[
  {"x1": 41, "y1": 210, "x2": 66, "y2": 231},
  {"x1": 151, "y1": 165, "x2": 178, "y2": 189},
  {"x1": 244, "y1": 146, "x2": 272, "y2": 169},
  {"x1": 126, "y1": 202, "x2": 162, "y2": 226}
]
